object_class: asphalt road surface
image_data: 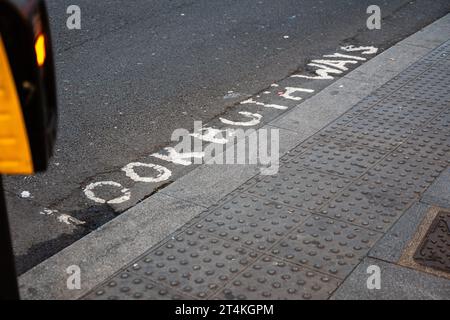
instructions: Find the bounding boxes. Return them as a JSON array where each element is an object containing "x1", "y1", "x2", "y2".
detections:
[{"x1": 4, "y1": 0, "x2": 449, "y2": 274}]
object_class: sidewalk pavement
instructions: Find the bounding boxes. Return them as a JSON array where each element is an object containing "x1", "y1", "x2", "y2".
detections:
[{"x1": 19, "y1": 14, "x2": 450, "y2": 300}]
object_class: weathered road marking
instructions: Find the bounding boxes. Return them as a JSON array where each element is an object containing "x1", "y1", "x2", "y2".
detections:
[
  {"x1": 52, "y1": 45, "x2": 378, "y2": 208},
  {"x1": 84, "y1": 181, "x2": 131, "y2": 204}
]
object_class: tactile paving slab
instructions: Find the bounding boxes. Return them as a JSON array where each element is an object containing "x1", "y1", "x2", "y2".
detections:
[
  {"x1": 192, "y1": 194, "x2": 309, "y2": 252},
  {"x1": 84, "y1": 270, "x2": 191, "y2": 300},
  {"x1": 214, "y1": 255, "x2": 341, "y2": 300},
  {"x1": 427, "y1": 109, "x2": 450, "y2": 132},
  {"x1": 405, "y1": 127, "x2": 450, "y2": 161},
  {"x1": 400, "y1": 128, "x2": 450, "y2": 159},
  {"x1": 321, "y1": 179, "x2": 416, "y2": 232},
  {"x1": 420, "y1": 41, "x2": 450, "y2": 64},
  {"x1": 292, "y1": 138, "x2": 387, "y2": 178},
  {"x1": 360, "y1": 97, "x2": 446, "y2": 130},
  {"x1": 280, "y1": 135, "x2": 323, "y2": 164},
  {"x1": 414, "y1": 211, "x2": 450, "y2": 273},
  {"x1": 393, "y1": 67, "x2": 450, "y2": 107},
  {"x1": 336, "y1": 94, "x2": 390, "y2": 124},
  {"x1": 126, "y1": 229, "x2": 260, "y2": 299},
  {"x1": 322, "y1": 116, "x2": 416, "y2": 151},
  {"x1": 270, "y1": 215, "x2": 382, "y2": 279},
  {"x1": 244, "y1": 165, "x2": 352, "y2": 212},
  {"x1": 365, "y1": 144, "x2": 448, "y2": 195}
]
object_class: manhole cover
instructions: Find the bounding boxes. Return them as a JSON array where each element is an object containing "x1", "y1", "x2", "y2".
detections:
[{"x1": 413, "y1": 211, "x2": 450, "y2": 273}]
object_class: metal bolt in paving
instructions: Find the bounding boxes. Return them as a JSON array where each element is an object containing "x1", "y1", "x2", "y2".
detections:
[{"x1": 84, "y1": 40, "x2": 450, "y2": 300}]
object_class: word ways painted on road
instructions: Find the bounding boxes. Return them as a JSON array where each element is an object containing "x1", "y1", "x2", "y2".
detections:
[{"x1": 79, "y1": 45, "x2": 378, "y2": 205}]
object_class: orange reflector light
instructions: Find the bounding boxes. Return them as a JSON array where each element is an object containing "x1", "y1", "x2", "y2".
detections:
[
  {"x1": 35, "y1": 33, "x2": 46, "y2": 67},
  {"x1": 0, "y1": 36, "x2": 34, "y2": 174}
]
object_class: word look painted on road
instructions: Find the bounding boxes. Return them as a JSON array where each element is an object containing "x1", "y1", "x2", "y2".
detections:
[{"x1": 82, "y1": 45, "x2": 378, "y2": 205}]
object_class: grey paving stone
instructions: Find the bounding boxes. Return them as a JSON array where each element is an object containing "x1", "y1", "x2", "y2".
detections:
[
  {"x1": 264, "y1": 125, "x2": 309, "y2": 156},
  {"x1": 244, "y1": 165, "x2": 352, "y2": 212},
  {"x1": 364, "y1": 142, "x2": 449, "y2": 195},
  {"x1": 321, "y1": 178, "x2": 417, "y2": 232},
  {"x1": 422, "y1": 168, "x2": 450, "y2": 209},
  {"x1": 269, "y1": 215, "x2": 382, "y2": 279},
  {"x1": 84, "y1": 270, "x2": 192, "y2": 300},
  {"x1": 400, "y1": 19, "x2": 450, "y2": 49},
  {"x1": 345, "y1": 44, "x2": 431, "y2": 83},
  {"x1": 191, "y1": 194, "x2": 309, "y2": 252},
  {"x1": 331, "y1": 257, "x2": 450, "y2": 300},
  {"x1": 161, "y1": 164, "x2": 259, "y2": 208},
  {"x1": 127, "y1": 229, "x2": 260, "y2": 299},
  {"x1": 392, "y1": 69, "x2": 450, "y2": 107},
  {"x1": 291, "y1": 138, "x2": 388, "y2": 179},
  {"x1": 213, "y1": 255, "x2": 341, "y2": 300},
  {"x1": 358, "y1": 96, "x2": 446, "y2": 130},
  {"x1": 320, "y1": 116, "x2": 416, "y2": 151},
  {"x1": 368, "y1": 202, "x2": 430, "y2": 263},
  {"x1": 427, "y1": 109, "x2": 450, "y2": 132},
  {"x1": 269, "y1": 78, "x2": 373, "y2": 133}
]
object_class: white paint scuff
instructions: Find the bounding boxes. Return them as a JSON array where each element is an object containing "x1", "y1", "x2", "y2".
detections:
[
  {"x1": 40, "y1": 208, "x2": 58, "y2": 216},
  {"x1": 20, "y1": 191, "x2": 32, "y2": 199}
]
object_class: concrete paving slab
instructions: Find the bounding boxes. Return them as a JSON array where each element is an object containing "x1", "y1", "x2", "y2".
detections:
[
  {"x1": 422, "y1": 168, "x2": 450, "y2": 209},
  {"x1": 344, "y1": 44, "x2": 432, "y2": 85},
  {"x1": 160, "y1": 164, "x2": 259, "y2": 208},
  {"x1": 368, "y1": 202, "x2": 430, "y2": 263},
  {"x1": 269, "y1": 78, "x2": 373, "y2": 133},
  {"x1": 400, "y1": 14, "x2": 450, "y2": 49},
  {"x1": 331, "y1": 257, "x2": 450, "y2": 300}
]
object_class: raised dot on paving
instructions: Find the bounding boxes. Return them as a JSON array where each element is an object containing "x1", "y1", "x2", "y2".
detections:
[
  {"x1": 270, "y1": 215, "x2": 382, "y2": 279},
  {"x1": 213, "y1": 255, "x2": 341, "y2": 300},
  {"x1": 244, "y1": 166, "x2": 352, "y2": 212},
  {"x1": 83, "y1": 270, "x2": 189, "y2": 300},
  {"x1": 192, "y1": 193, "x2": 310, "y2": 252},
  {"x1": 321, "y1": 179, "x2": 416, "y2": 232},
  {"x1": 123, "y1": 229, "x2": 260, "y2": 299}
]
